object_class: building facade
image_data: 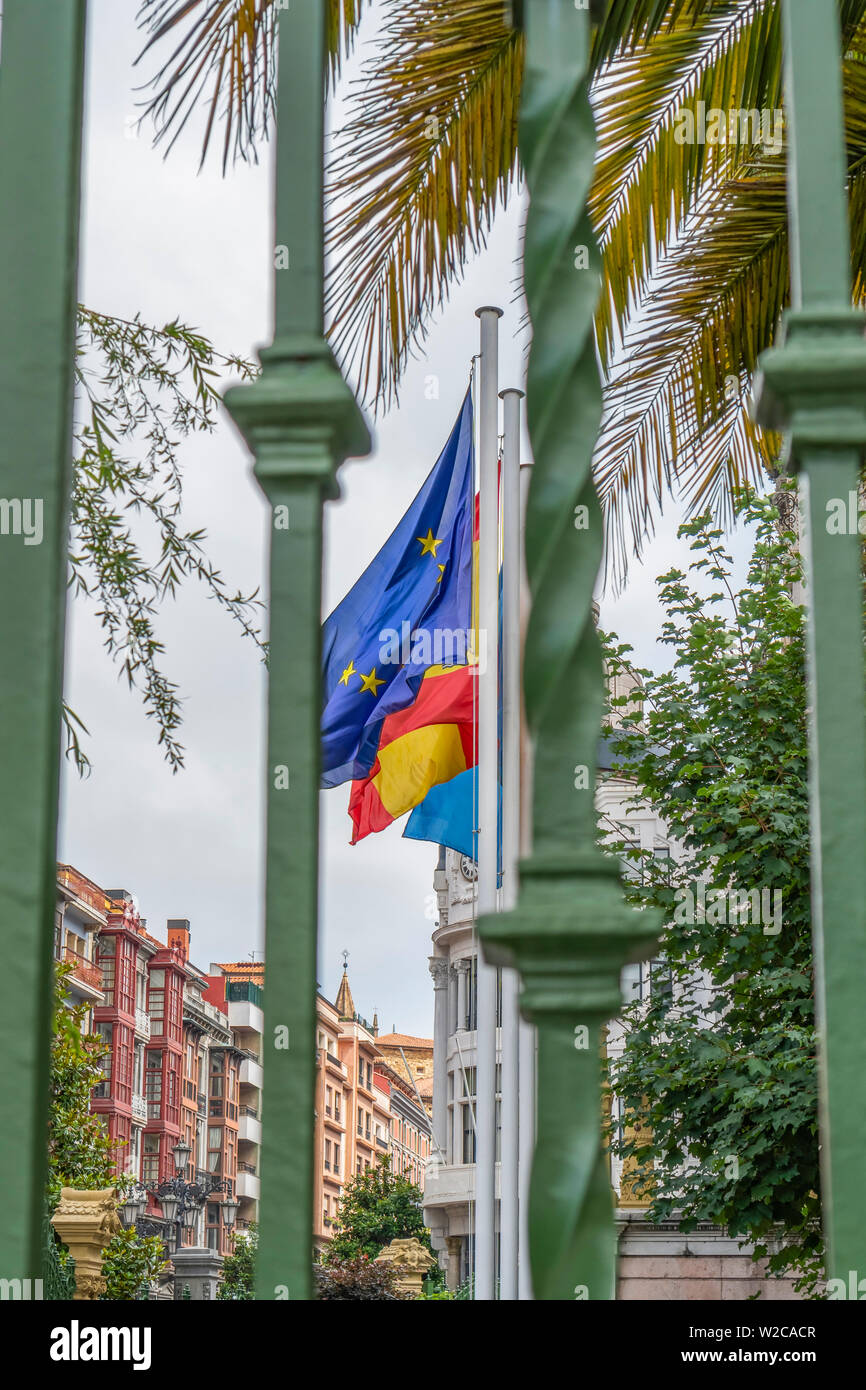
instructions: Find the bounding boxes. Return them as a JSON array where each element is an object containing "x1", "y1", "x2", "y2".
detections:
[
  {"x1": 208, "y1": 960, "x2": 265, "y2": 1233},
  {"x1": 53, "y1": 868, "x2": 244, "y2": 1256},
  {"x1": 310, "y1": 966, "x2": 433, "y2": 1256}
]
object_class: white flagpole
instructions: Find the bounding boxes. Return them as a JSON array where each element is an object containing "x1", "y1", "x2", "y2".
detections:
[
  {"x1": 498, "y1": 387, "x2": 523, "y2": 1299},
  {"x1": 517, "y1": 454, "x2": 536, "y2": 1301},
  {"x1": 474, "y1": 305, "x2": 502, "y2": 1301}
]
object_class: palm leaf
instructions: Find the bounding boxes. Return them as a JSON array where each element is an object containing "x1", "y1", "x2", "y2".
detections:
[
  {"x1": 597, "y1": 169, "x2": 788, "y2": 586},
  {"x1": 592, "y1": 1, "x2": 784, "y2": 366},
  {"x1": 325, "y1": 0, "x2": 521, "y2": 408},
  {"x1": 134, "y1": 0, "x2": 364, "y2": 170}
]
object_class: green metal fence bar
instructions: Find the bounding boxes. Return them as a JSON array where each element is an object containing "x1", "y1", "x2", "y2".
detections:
[
  {"x1": 0, "y1": 0, "x2": 88, "y2": 1284},
  {"x1": 479, "y1": 0, "x2": 660, "y2": 1301},
  {"x1": 755, "y1": 0, "x2": 866, "y2": 1284},
  {"x1": 224, "y1": 0, "x2": 369, "y2": 1300}
]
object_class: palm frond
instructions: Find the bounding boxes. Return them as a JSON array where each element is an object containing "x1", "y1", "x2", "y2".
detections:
[
  {"x1": 325, "y1": 0, "x2": 521, "y2": 409},
  {"x1": 134, "y1": 0, "x2": 364, "y2": 170},
  {"x1": 596, "y1": 169, "x2": 789, "y2": 587},
  {"x1": 592, "y1": 0, "x2": 783, "y2": 366}
]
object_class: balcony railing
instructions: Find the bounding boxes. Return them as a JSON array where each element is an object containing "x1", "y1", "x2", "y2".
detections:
[
  {"x1": 238, "y1": 1161, "x2": 257, "y2": 1176},
  {"x1": 240, "y1": 1104, "x2": 258, "y2": 1120},
  {"x1": 57, "y1": 864, "x2": 108, "y2": 919},
  {"x1": 226, "y1": 980, "x2": 264, "y2": 1008},
  {"x1": 131, "y1": 1093, "x2": 146, "y2": 1121},
  {"x1": 197, "y1": 1092, "x2": 207, "y2": 1117},
  {"x1": 62, "y1": 946, "x2": 102, "y2": 991},
  {"x1": 134, "y1": 1008, "x2": 150, "y2": 1038}
]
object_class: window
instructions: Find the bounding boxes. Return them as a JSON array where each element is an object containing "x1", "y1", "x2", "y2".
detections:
[
  {"x1": 334, "y1": 1144, "x2": 341, "y2": 1174},
  {"x1": 135, "y1": 956, "x2": 148, "y2": 1012},
  {"x1": 145, "y1": 1050, "x2": 162, "y2": 1119},
  {"x1": 127, "y1": 1126, "x2": 141, "y2": 1178},
  {"x1": 324, "y1": 1140, "x2": 332, "y2": 1172},
  {"x1": 462, "y1": 1102, "x2": 476, "y2": 1164},
  {"x1": 142, "y1": 1133, "x2": 160, "y2": 1185},
  {"x1": 466, "y1": 956, "x2": 478, "y2": 1030},
  {"x1": 207, "y1": 1126, "x2": 222, "y2": 1174},
  {"x1": 99, "y1": 936, "x2": 116, "y2": 1004},
  {"x1": 149, "y1": 968, "x2": 165, "y2": 1035},
  {"x1": 92, "y1": 1023, "x2": 112, "y2": 1098}
]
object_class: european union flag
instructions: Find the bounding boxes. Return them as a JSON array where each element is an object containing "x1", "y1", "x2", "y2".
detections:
[{"x1": 321, "y1": 391, "x2": 474, "y2": 788}]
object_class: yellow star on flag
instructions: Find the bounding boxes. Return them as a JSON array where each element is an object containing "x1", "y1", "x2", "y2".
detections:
[
  {"x1": 339, "y1": 660, "x2": 356, "y2": 687},
  {"x1": 359, "y1": 667, "x2": 385, "y2": 696},
  {"x1": 436, "y1": 563, "x2": 446, "y2": 584},
  {"x1": 417, "y1": 528, "x2": 443, "y2": 558}
]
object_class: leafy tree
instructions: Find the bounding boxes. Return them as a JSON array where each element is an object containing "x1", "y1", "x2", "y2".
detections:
[
  {"x1": 100, "y1": 1228, "x2": 168, "y2": 1302},
  {"x1": 601, "y1": 493, "x2": 822, "y2": 1292},
  {"x1": 133, "y1": 0, "x2": 866, "y2": 579},
  {"x1": 217, "y1": 1223, "x2": 259, "y2": 1300},
  {"x1": 48, "y1": 963, "x2": 116, "y2": 1205},
  {"x1": 314, "y1": 1254, "x2": 413, "y2": 1301},
  {"x1": 48, "y1": 964, "x2": 169, "y2": 1299},
  {"x1": 69, "y1": 308, "x2": 261, "y2": 772},
  {"x1": 324, "y1": 1157, "x2": 434, "y2": 1265}
]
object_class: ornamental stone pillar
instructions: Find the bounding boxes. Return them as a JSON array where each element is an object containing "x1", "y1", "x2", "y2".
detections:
[
  {"x1": 374, "y1": 1237, "x2": 436, "y2": 1297},
  {"x1": 429, "y1": 957, "x2": 450, "y2": 1162},
  {"x1": 50, "y1": 1188, "x2": 121, "y2": 1300},
  {"x1": 171, "y1": 1246, "x2": 224, "y2": 1301},
  {"x1": 455, "y1": 959, "x2": 470, "y2": 1033}
]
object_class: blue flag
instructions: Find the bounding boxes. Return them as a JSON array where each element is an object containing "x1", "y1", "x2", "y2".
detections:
[{"x1": 321, "y1": 391, "x2": 474, "y2": 788}]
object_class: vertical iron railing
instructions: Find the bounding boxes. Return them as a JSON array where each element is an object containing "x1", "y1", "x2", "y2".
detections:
[
  {"x1": 1, "y1": 0, "x2": 864, "y2": 1306},
  {"x1": 478, "y1": 0, "x2": 662, "y2": 1300},
  {"x1": 223, "y1": 0, "x2": 370, "y2": 1300},
  {"x1": 755, "y1": 0, "x2": 866, "y2": 1285},
  {"x1": 0, "y1": 0, "x2": 88, "y2": 1284}
]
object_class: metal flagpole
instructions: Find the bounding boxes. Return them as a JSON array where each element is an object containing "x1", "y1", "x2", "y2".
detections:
[
  {"x1": 517, "y1": 454, "x2": 535, "y2": 1301},
  {"x1": 498, "y1": 387, "x2": 523, "y2": 1299},
  {"x1": 474, "y1": 305, "x2": 502, "y2": 1300}
]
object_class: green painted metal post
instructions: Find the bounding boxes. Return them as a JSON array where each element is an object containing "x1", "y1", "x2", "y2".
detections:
[
  {"x1": 755, "y1": 0, "x2": 866, "y2": 1284},
  {"x1": 478, "y1": 0, "x2": 661, "y2": 1300},
  {"x1": 0, "y1": 1, "x2": 88, "y2": 1285},
  {"x1": 223, "y1": 0, "x2": 370, "y2": 1300}
]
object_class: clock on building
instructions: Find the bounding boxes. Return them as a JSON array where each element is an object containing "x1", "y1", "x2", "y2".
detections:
[{"x1": 459, "y1": 854, "x2": 478, "y2": 882}]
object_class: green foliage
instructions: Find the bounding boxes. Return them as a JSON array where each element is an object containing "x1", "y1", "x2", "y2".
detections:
[
  {"x1": 217, "y1": 1223, "x2": 258, "y2": 1300},
  {"x1": 70, "y1": 308, "x2": 261, "y2": 773},
  {"x1": 324, "y1": 1156, "x2": 434, "y2": 1265},
  {"x1": 47, "y1": 963, "x2": 116, "y2": 1208},
  {"x1": 47, "y1": 965, "x2": 167, "y2": 1301},
  {"x1": 314, "y1": 1254, "x2": 414, "y2": 1301},
  {"x1": 100, "y1": 1228, "x2": 168, "y2": 1302},
  {"x1": 415, "y1": 1282, "x2": 455, "y2": 1300},
  {"x1": 602, "y1": 492, "x2": 823, "y2": 1293}
]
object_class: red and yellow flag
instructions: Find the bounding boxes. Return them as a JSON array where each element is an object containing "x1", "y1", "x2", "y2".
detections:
[{"x1": 348, "y1": 663, "x2": 476, "y2": 843}]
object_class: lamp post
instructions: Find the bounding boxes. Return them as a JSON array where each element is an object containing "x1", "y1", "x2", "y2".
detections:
[{"x1": 119, "y1": 1140, "x2": 238, "y2": 1254}]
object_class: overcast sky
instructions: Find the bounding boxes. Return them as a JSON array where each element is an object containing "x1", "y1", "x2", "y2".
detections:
[{"x1": 58, "y1": 0, "x2": 753, "y2": 1037}]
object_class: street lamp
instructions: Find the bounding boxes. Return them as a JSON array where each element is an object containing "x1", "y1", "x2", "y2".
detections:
[
  {"x1": 172, "y1": 1138, "x2": 192, "y2": 1176},
  {"x1": 117, "y1": 1163, "x2": 236, "y2": 1254},
  {"x1": 220, "y1": 1194, "x2": 239, "y2": 1231}
]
